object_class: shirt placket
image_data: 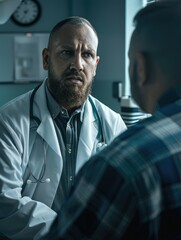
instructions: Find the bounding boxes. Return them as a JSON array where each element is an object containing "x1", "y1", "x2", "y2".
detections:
[{"x1": 66, "y1": 119, "x2": 75, "y2": 192}]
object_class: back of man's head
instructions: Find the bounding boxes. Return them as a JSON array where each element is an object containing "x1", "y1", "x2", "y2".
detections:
[{"x1": 133, "y1": 1, "x2": 181, "y2": 80}]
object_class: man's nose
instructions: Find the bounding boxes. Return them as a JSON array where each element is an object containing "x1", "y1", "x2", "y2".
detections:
[{"x1": 70, "y1": 54, "x2": 84, "y2": 72}]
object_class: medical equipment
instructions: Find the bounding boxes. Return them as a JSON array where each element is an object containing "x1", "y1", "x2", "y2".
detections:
[
  {"x1": 27, "y1": 130, "x2": 51, "y2": 184},
  {"x1": 27, "y1": 145, "x2": 51, "y2": 184},
  {"x1": 27, "y1": 83, "x2": 106, "y2": 184},
  {"x1": 27, "y1": 178, "x2": 50, "y2": 184}
]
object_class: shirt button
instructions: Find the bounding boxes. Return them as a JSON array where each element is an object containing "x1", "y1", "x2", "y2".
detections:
[{"x1": 69, "y1": 176, "x2": 73, "y2": 181}]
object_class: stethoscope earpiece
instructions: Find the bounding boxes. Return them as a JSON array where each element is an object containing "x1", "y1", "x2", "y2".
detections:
[
  {"x1": 45, "y1": 178, "x2": 51, "y2": 183},
  {"x1": 27, "y1": 179, "x2": 32, "y2": 185},
  {"x1": 96, "y1": 142, "x2": 107, "y2": 151},
  {"x1": 27, "y1": 178, "x2": 51, "y2": 184}
]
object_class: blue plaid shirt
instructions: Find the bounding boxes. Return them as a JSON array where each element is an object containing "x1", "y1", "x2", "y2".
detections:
[{"x1": 45, "y1": 86, "x2": 181, "y2": 240}]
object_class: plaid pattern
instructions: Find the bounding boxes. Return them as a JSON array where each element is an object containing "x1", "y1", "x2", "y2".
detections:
[{"x1": 45, "y1": 86, "x2": 181, "y2": 240}]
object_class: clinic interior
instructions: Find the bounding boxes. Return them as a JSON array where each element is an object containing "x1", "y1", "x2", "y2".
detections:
[{"x1": 0, "y1": 0, "x2": 146, "y2": 116}]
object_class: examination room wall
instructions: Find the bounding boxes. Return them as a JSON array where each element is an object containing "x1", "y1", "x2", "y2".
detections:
[{"x1": 0, "y1": 0, "x2": 126, "y2": 112}]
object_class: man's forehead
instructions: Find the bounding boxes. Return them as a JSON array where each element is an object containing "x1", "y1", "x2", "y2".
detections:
[
  {"x1": 56, "y1": 23, "x2": 95, "y2": 36},
  {"x1": 53, "y1": 24, "x2": 98, "y2": 47}
]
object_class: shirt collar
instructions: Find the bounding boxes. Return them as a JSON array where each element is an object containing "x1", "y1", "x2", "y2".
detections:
[{"x1": 45, "y1": 83, "x2": 86, "y2": 121}]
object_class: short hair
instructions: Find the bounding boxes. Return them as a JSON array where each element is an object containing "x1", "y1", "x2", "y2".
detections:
[
  {"x1": 48, "y1": 16, "x2": 98, "y2": 48},
  {"x1": 132, "y1": 1, "x2": 181, "y2": 78}
]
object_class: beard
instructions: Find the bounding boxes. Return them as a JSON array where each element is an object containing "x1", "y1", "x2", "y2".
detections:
[{"x1": 48, "y1": 67, "x2": 93, "y2": 110}]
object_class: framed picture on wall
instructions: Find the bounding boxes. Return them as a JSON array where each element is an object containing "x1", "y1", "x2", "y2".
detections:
[{"x1": 14, "y1": 33, "x2": 49, "y2": 82}]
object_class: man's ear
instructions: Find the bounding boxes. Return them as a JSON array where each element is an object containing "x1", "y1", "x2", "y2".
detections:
[
  {"x1": 96, "y1": 56, "x2": 100, "y2": 64},
  {"x1": 136, "y1": 52, "x2": 147, "y2": 87},
  {"x1": 93, "y1": 56, "x2": 100, "y2": 76},
  {"x1": 42, "y1": 48, "x2": 49, "y2": 70}
]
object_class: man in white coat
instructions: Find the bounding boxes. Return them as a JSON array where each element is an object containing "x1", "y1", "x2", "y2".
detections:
[{"x1": 0, "y1": 16, "x2": 126, "y2": 239}]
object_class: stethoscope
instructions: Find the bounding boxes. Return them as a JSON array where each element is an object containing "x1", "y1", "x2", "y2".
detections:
[{"x1": 27, "y1": 83, "x2": 107, "y2": 184}]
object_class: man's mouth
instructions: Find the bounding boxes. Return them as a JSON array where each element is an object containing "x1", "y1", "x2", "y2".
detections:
[{"x1": 65, "y1": 75, "x2": 83, "y2": 84}]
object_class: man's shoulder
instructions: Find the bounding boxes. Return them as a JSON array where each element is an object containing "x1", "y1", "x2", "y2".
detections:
[
  {"x1": 0, "y1": 91, "x2": 32, "y2": 121},
  {"x1": 109, "y1": 113, "x2": 175, "y2": 173}
]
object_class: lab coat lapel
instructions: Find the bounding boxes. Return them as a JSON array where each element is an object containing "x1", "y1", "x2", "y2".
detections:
[
  {"x1": 37, "y1": 117, "x2": 61, "y2": 156},
  {"x1": 76, "y1": 98, "x2": 98, "y2": 173},
  {"x1": 33, "y1": 80, "x2": 61, "y2": 156}
]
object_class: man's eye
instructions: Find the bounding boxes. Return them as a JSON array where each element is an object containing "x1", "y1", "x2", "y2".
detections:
[
  {"x1": 83, "y1": 52, "x2": 93, "y2": 58},
  {"x1": 61, "y1": 50, "x2": 72, "y2": 56}
]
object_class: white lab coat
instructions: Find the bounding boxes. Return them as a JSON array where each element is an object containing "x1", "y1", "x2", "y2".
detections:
[{"x1": 0, "y1": 80, "x2": 126, "y2": 239}]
